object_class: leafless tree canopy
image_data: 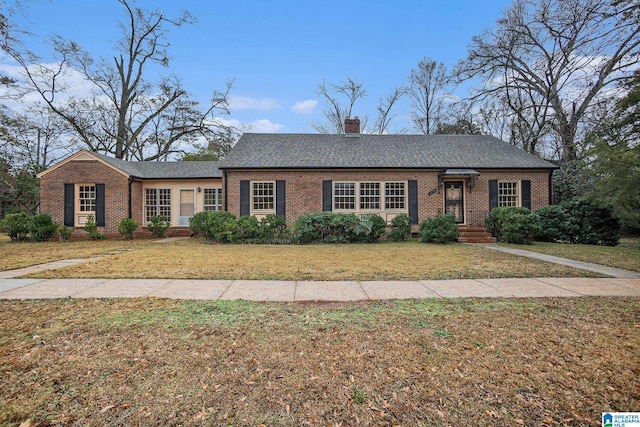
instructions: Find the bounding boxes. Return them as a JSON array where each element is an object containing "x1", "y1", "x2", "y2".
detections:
[
  {"x1": 457, "y1": 0, "x2": 640, "y2": 162},
  {"x1": 2, "y1": 0, "x2": 234, "y2": 160},
  {"x1": 313, "y1": 77, "x2": 367, "y2": 134},
  {"x1": 406, "y1": 57, "x2": 452, "y2": 134}
]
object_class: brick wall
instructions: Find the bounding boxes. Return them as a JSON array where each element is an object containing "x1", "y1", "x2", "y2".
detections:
[
  {"x1": 40, "y1": 160, "x2": 131, "y2": 236},
  {"x1": 225, "y1": 169, "x2": 552, "y2": 226}
]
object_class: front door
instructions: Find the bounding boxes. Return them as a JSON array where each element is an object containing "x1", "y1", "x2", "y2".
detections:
[
  {"x1": 444, "y1": 181, "x2": 464, "y2": 224},
  {"x1": 179, "y1": 189, "x2": 195, "y2": 226}
]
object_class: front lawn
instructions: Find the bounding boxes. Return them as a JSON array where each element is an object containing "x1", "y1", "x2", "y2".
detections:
[
  {"x1": 502, "y1": 237, "x2": 640, "y2": 272},
  {"x1": 24, "y1": 239, "x2": 597, "y2": 280},
  {"x1": 0, "y1": 235, "x2": 153, "y2": 272},
  {"x1": 0, "y1": 298, "x2": 637, "y2": 426}
]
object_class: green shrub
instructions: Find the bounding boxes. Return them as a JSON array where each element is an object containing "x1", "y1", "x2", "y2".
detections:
[
  {"x1": 30, "y1": 213, "x2": 58, "y2": 242},
  {"x1": 293, "y1": 212, "x2": 368, "y2": 244},
  {"x1": 559, "y1": 197, "x2": 620, "y2": 246},
  {"x1": 147, "y1": 215, "x2": 170, "y2": 238},
  {"x1": 485, "y1": 207, "x2": 538, "y2": 244},
  {"x1": 117, "y1": 218, "x2": 138, "y2": 240},
  {"x1": 534, "y1": 204, "x2": 579, "y2": 242},
  {"x1": 259, "y1": 214, "x2": 289, "y2": 243},
  {"x1": 82, "y1": 215, "x2": 106, "y2": 240},
  {"x1": 57, "y1": 224, "x2": 73, "y2": 242},
  {"x1": 189, "y1": 211, "x2": 237, "y2": 243},
  {"x1": 419, "y1": 214, "x2": 458, "y2": 244},
  {"x1": 388, "y1": 213, "x2": 412, "y2": 241},
  {"x1": 361, "y1": 214, "x2": 387, "y2": 243},
  {"x1": 235, "y1": 215, "x2": 261, "y2": 242},
  {"x1": 188, "y1": 212, "x2": 209, "y2": 238},
  {"x1": 0, "y1": 213, "x2": 32, "y2": 241}
]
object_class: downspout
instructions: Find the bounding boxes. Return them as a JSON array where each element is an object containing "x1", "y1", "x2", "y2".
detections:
[
  {"x1": 223, "y1": 169, "x2": 228, "y2": 211},
  {"x1": 548, "y1": 171, "x2": 554, "y2": 205},
  {"x1": 128, "y1": 177, "x2": 134, "y2": 219}
]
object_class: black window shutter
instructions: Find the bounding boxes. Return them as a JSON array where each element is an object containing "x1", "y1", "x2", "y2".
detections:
[
  {"x1": 95, "y1": 184, "x2": 105, "y2": 226},
  {"x1": 64, "y1": 183, "x2": 74, "y2": 227},
  {"x1": 275, "y1": 180, "x2": 286, "y2": 218},
  {"x1": 408, "y1": 180, "x2": 418, "y2": 225},
  {"x1": 521, "y1": 180, "x2": 531, "y2": 210},
  {"x1": 489, "y1": 180, "x2": 498, "y2": 210},
  {"x1": 322, "y1": 180, "x2": 332, "y2": 212},
  {"x1": 239, "y1": 180, "x2": 250, "y2": 216}
]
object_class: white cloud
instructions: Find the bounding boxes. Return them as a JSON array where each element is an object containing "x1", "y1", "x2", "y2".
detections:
[
  {"x1": 291, "y1": 99, "x2": 318, "y2": 114},
  {"x1": 209, "y1": 117, "x2": 284, "y2": 133},
  {"x1": 247, "y1": 119, "x2": 284, "y2": 133},
  {"x1": 228, "y1": 95, "x2": 280, "y2": 111}
]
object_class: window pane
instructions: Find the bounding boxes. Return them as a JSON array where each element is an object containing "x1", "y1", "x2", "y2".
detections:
[
  {"x1": 385, "y1": 182, "x2": 405, "y2": 210},
  {"x1": 498, "y1": 182, "x2": 518, "y2": 207},
  {"x1": 78, "y1": 185, "x2": 96, "y2": 212},
  {"x1": 252, "y1": 182, "x2": 274, "y2": 211},
  {"x1": 145, "y1": 188, "x2": 171, "y2": 221},
  {"x1": 334, "y1": 182, "x2": 355, "y2": 210},
  {"x1": 359, "y1": 182, "x2": 380, "y2": 210},
  {"x1": 204, "y1": 188, "x2": 222, "y2": 211}
]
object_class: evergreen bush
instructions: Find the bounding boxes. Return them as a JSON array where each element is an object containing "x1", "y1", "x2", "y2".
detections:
[
  {"x1": 485, "y1": 207, "x2": 538, "y2": 244},
  {"x1": 388, "y1": 213, "x2": 412, "y2": 241},
  {"x1": 0, "y1": 213, "x2": 32, "y2": 241},
  {"x1": 30, "y1": 213, "x2": 58, "y2": 241},
  {"x1": 419, "y1": 214, "x2": 458, "y2": 244},
  {"x1": 117, "y1": 218, "x2": 138, "y2": 240},
  {"x1": 82, "y1": 215, "x2": 106, "y2": 240},
  {"x1": 147, "y1": 215, "x2": 170, "y2": 238}
]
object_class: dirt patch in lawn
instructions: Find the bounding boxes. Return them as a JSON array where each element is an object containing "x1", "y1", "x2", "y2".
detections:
[
  {"x1": 27, "y1": 239, "x2": 599, "y2": 280},
  {"x1": 1, "y1": 297, "x2": 637, "y2": 426}
]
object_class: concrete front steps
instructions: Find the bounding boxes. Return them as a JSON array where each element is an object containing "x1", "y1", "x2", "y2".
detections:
[{"x1": 457, "y1": 225, "x2": 496, "y2": 243}]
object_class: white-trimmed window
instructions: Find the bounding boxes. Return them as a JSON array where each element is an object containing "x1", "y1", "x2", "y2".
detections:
[
  {"x1": 145, "y1": 188, "x2": 171, "y2": 221},
  {"x1": 498, "y1": 181, "x2": 519, "y2": 207},
  {"x1": 334, "y1": 181, "x2": 407, "y2": 213},
  {"x1": 252, "y1": 181, "x2": 275, "y2": 212},
  {"x1": 203, "y1": 188, "x2": 222, "y2": 211},
  {"x1": 360, "y1": 182, "x2": 381, "y2": 210},
  {"x1": 334, "y1": 182, "x2": 356, "y2": 210},
  {"x1": 385, "y1": 182, "x2": 406, "y2": 210},
  {"x1": 77, "y1": 184, "x2": 95, "y2": 213}
]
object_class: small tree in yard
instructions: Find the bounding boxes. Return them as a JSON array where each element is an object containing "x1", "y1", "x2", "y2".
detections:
[{"x1": 117, "y1": 218, "x2": 138, "y2": 240}]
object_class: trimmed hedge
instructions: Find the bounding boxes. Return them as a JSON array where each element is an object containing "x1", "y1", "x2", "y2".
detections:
[
  {"x1": 419, "y1": 214, "x2": 458, "y2": 244},
  {"x1": 388, "y1": 213, "x2": 412, "y2": 241}
]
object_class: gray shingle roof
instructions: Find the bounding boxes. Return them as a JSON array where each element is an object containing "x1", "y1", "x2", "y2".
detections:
[
  {"x1": 218, "y1": 133, "x2": 557, "y2": 170},
  {"x1": 92, "y1": 152, "x2": 222, "y2": 179}
]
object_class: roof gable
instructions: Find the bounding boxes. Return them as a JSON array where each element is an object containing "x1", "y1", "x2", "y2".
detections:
[
  {"x1": 38, "y1": 150, "x2": 222, "y2": 179},
  {"x1": 219, "y1": 133, "x2": 558, "y2": 170}
]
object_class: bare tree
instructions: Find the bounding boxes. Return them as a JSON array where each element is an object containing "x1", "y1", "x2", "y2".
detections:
[
  {"x1": 2, "y1": 0, "x2": 233, "y2": 160},
  {"x1": 372, "y1": 87, "x2": 405, "y2": 134},
  {"x1": 406, "y1": 57, "x2": 453, "y2": 134},
  {"x1": 313, "y1": 77, "x2": 367, "y2": 134},
  {"x1": 457, "y1": 0, "x2": 640, "y2": 162}
]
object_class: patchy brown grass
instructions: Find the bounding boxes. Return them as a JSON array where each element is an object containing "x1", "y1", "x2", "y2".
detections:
[
  {"x1": 0, "y1": 236, "x2": 153, "y2": 272},
  {"x1": 503, "y1": 238, "x2": 640, "y2": 272},
  {"x1": 26, "y1": 239, "x2": 597, "y2": 280},
  {"x1": 0, "y1": 297, "x2": 637, "y2": 426}
]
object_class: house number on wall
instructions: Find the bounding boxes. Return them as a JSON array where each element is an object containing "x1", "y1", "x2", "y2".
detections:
[{"x1": 427, "y1": 188, "x2": 438, "y2": 196}]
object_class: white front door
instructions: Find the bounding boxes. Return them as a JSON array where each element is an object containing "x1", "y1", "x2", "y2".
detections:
[{"x1": 179, "y1": 189, "x2": 195, "y2": 226}]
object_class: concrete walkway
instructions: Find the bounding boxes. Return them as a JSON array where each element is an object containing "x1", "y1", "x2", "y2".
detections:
[
  {"x1": 472, "y1": 243, "x2": 640, "y2": 279},
  {"x1": 0, "y1": 277, "x2": 639, "y2": 300},
  {"x1": 1, "y1": 241, "x2": 639, "y2": 300}
]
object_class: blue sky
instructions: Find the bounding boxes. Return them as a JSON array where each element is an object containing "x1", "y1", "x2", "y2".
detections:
[{"x1": 7, "y1": 0, "x2": 514, "y2": 134}]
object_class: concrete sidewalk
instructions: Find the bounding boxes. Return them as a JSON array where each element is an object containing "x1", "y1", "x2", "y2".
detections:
[{"x1": 1, "y1": 277, "x2": 639, "y2": 300}]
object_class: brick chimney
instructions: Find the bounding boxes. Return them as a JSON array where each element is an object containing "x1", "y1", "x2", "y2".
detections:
[{"x1": 344, "y1": 117, "x2": 360, "y2": 134}]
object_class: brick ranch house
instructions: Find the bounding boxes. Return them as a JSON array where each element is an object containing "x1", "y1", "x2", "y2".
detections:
[{"x1": 38, "y1": 118, "x2": 557, "y2": 239}]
